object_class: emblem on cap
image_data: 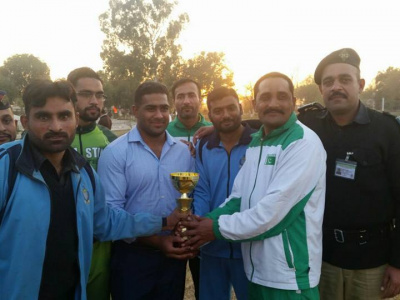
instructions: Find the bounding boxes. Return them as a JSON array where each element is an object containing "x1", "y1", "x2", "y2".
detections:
[
  {"x1": 339, "y1": 49, "x2": 350, "y2": 62},
  {"x1": 314, "y1": 48, "x2": 360, "y2": 85}
]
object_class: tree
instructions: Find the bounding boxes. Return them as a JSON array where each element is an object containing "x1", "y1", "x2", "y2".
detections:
[
  {"x1": 238, "y1": 82, "x2": 255, "y2": 117},
  {"x1": 100, "y1": 0, "x2": 188, "y2": 88},
  {"x1": 99, "y1": 0, "x2": 236, "y2": 108},
  {"x1": 178, "y1": 51, "x2": 234, "y2": 97},
  {"x1": 103, "y1": 78, "x2": 134, "y2": 109},
  {"x1": 0, "y1": 54, "x2": 50, "y2": 101},
  {"x1": 294, "y1": 75, "x2": 322, "y2": 106},
  {"x1": 363, "y1": 67, "x2": 400, "y2": 111},
  {"x1": 0, "y1": 73, "x2": 18, "y2": 104}
]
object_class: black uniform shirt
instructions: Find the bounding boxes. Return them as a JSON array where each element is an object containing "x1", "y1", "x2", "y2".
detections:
[{"x1": 299, "y1": 102, "x2": 400, "y2": 269}]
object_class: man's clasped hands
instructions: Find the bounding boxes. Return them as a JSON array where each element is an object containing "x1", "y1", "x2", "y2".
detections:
[{"x1": 161, "y1": 209, "x2": 216, "y2": 260}]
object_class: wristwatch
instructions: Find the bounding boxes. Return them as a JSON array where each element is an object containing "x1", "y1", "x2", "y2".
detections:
[{"x1": 162, "y1": 217, "x2": 168, "y2": 228}]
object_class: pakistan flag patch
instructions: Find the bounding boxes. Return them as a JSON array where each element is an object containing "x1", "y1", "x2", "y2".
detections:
[{"x1": 265, "y1": 154, "x2": 276, "y2": 165}]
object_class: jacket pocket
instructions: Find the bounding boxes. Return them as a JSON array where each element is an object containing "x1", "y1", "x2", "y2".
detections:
[{"x1": 282, "y1": 229, "x2": 296, "y2": 271}]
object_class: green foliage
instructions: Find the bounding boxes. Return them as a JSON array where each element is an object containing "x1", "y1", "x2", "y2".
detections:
[
  {"x1": 99, "y1": 0, "x2": 234, "y2": 108},
  {"x1": 178, "y1": 51, "x2": 234, "y2": 97},
  {"x1": 104, "y1": 79, "x2": 134, "y2": 109},
  {"x1": 100, "y1": 0, "x2": 188, "y2": 86},
  {"x1": 0, "y1": 54, "x2": 50, "y2": 102},
  {"x1": 363, "y1": 67, "x2": 400, "y2": 111},
  {"x1": 0, "y1": 73, "x2": 18, "y2": 104},
  {"x1": 294, "y1": 75, "x2": 322, "y2": 106}
]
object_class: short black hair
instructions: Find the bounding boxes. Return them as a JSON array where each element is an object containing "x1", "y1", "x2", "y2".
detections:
[
  {"x1": 23, "y1": 80, "x2": 77, "y2": 115},
  {"x1": 253, "y1": 72, "x2": 294, "y2": 99},
  {"x1": 171, "y1": 78, "x2": 201, "y2": 100},
  {"x1": 67, "y1": 67, "x2": 103, "y2": 87},
  {"x1": 207, "y1": 86, "x2": 239, "y2": 110},
  {"x1": 134, "y1": 81, "x2": 169, "y2": 107}
]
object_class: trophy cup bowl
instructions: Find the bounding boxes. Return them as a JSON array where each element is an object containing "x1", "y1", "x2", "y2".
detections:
[
  {"x1": 170, "y1": 172, "x2": 199, "y2": 213},
  {"x1": 170, "y1": 172, "x2": 199, "y2": 242}
]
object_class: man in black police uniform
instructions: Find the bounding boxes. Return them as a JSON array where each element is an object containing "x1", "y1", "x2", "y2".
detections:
[{"x1": 298, "y1": 48, "x2": 400, "y2": 299}]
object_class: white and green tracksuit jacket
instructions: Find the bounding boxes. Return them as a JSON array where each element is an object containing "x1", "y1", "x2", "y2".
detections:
[{"x1": 207, "y1": 113, "x2": 326, "y2": 290}]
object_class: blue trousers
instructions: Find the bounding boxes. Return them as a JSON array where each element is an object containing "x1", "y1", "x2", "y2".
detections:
[
  {"x1": 199, "y1": 253, "x2": 248, "y2": 300},
  {"x1": 110, "y1": 241, "x2": 186, "y2": 300}
]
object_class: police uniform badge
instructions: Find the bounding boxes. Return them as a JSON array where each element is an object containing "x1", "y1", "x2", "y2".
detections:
[
  {"x1": 297, "y1": 102, "x2": 324, "y2": 114},
  {"x1": 82, "y1": 186, "x2": 90, "y2": 204}
]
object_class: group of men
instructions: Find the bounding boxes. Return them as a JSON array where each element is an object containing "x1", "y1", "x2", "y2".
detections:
[{"x1": 0, "y1": 47, "x2": 399, "y2": 300}]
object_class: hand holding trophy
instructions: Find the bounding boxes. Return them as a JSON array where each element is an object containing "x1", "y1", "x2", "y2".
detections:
[{"x1": 170, "y1": 172, "x2": 199, "y2": 243}]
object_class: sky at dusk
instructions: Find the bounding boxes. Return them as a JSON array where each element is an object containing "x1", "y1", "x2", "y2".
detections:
[{"x1": 2, "y1": 0, "x2": 400, "y2": 94}]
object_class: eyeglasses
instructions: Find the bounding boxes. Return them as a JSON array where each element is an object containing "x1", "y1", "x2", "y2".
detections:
[{"x1": 76, "y1": 91, "x2": 107, "y2": 101}]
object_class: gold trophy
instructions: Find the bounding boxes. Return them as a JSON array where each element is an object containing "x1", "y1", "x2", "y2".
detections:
[{"x1": 170, "y1": 172, "x2": 199, "y2": 241}]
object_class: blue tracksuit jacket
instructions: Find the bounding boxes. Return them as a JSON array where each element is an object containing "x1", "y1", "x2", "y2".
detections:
[
  {"x1": 193, "y1": 123, "x2": 256, "y2": 258},
  {"x1": 0, "y1": 137, "x2": 162, "y2": 300}
]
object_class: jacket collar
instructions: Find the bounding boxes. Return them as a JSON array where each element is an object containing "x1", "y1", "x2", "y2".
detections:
[
  {"x1": 76, "y1": 122, "x2": 97, "y2": 134},
  {"x1": 128, "y1": 126, "x2": 176, "y2": 147},
  {"x1": 171, "y1": 113, "x2": 208, "y2": 129},
  {"x1": 252, "y1": 112, "x2": 298, "y2": 141},
  {"x1": 320, "y1": 101, "x2": 370, "y2": 125},
  {"x1": 206, "y1": 122, "x2": 255, "y2": 150}
]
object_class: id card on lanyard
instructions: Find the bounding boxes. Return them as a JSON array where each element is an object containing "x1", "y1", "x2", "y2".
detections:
[{"x1": 335, "y1": 152, "x2": 357, "y2": 180}]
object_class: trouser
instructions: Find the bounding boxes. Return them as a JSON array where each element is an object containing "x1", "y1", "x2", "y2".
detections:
[
  {"x1": 86, "y1": 241, "x2": 111, "y2": 300},
  {"x1": 199, "y1": 253, "x2": 248, "y2": 300},
  {"x1": 248, "y1": 281, "x2": 319, "y2": 300},
  {"x1": 319, "y1": 261, "x2": 386, "y2": 300},
  {"x1": 110, "y1": 240, "x2": 186, "y2": 300}
]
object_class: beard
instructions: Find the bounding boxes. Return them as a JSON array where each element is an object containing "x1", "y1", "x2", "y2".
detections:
[
  {"x1": 177, "y1": 105, "x2": 198, "y2": 120},
  {"x1": 0, "y1": 133, "x2": 13, "y2": 144},
  {"x1": 78, "y1": 106, "x2": 101, "y2": 122},
  {"x1": 213, "y1": 117, "x2": 242, "y2": 133},
  {"x1": 28, "y1": 131, "x2": 75, "y2": 154}
]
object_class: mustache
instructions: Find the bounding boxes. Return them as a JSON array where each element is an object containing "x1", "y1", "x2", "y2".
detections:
[
  {"x1": 221, "y1": 117, "x2": 234, "y2": 122},
  {"x1": 43, "y1": 132, "x2": 69, "y2": 139},
  {"x1": 263, "y1": 108, "x2": 284, "y2": 115},
  {"x1": 329, "y1": 91, "x2": 347, "y2": 100},
  {"x1": 85, "y1": 105, "x2": 100, "y2": 112}
]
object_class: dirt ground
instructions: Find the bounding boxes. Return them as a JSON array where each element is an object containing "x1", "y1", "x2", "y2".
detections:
[
  {"x1": 183, "y1": 267, "x2": 195, "y2": 300},
  {"x1": 184, "y1": 265, "x2": 400, "y2": 300},
  {"x1": 184, "y1": 265, "x2": 237, "y2": 300}
]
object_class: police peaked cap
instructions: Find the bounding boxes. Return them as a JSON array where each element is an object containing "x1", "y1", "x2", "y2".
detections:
[{"x1": 314, "y1": 48, "x2": 361, "y2": 85}]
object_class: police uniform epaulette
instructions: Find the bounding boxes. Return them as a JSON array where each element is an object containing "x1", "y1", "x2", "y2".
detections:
[
  {"x1": 297, "y1": 102, "x2": 325, "y2": 114},
  {"x1": 382, "y1": 111, "x2": 400, "y2": 127}
]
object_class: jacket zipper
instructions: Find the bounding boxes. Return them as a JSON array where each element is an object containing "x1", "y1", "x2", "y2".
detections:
[
  {"x1": 74, "y1": 174, "x2": 83, "y2": 297},
  {"x1": 249, "y1": 137, "x2": 265, "y2": 280},
  {"x1": 78, "y1": 129, "x2": 83, "y2": 155},
  {"x1": 226, "y1": 149, "x2": 233, "y2": 259}
]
